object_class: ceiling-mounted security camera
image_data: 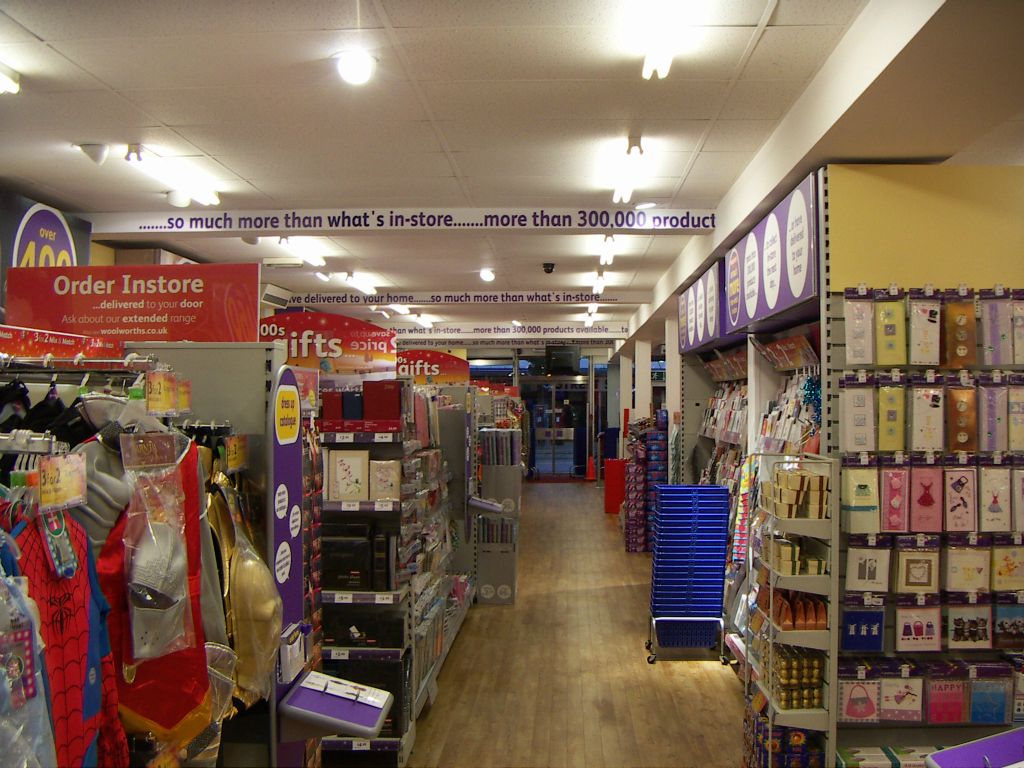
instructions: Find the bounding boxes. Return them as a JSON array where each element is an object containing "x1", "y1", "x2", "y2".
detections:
[{"x1": 542, "y1": 262, "x2": 555, "y2": 274}]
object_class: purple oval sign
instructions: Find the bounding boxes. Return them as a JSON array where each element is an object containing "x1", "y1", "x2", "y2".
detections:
[
  {"x1": 725, "y1": 248, "x2": 741, "y2": 327},
  {"x1": 13, "y1": 204, "x2": 77, "y2": 268}
]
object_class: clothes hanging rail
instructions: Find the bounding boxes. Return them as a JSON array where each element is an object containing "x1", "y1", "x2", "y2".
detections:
[
  {"x1": 0, "y1": 352, "x2": 158, "y2": 370},
  {"x1": 0, "y1": 429, "x2": 69, "y2": 455}
]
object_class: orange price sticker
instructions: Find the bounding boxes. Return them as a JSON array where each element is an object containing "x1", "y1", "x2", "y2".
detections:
[
  {"x1": 177, "y1": 378, "x2": 193, "y2": 414},
  {"x1": 225, "y1": 435, "x2": 248, "y2": 474},
  {"x1": 39, "y1": 454, "x2": 87, "y2": 511},
  {"x1": 146, "y1": 370, "x2": 179, "y2": 416}
]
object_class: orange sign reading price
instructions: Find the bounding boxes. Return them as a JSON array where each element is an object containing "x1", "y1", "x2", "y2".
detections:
[
  {"x1": 39, "y1": 454, "x2": 87, "y2": 511},
  {"x1": 146, "y1": 370, "x2": 179, "y2": 416}
]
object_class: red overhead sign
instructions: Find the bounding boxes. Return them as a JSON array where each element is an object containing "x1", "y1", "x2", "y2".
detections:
[{"x1": 5, "y1": 264, "x2": 260, "y2": 342}]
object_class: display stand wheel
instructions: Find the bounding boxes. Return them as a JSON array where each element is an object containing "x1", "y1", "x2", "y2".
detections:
[{"x1": 647, "y1": 654, "x2": 657, "y2": 664}]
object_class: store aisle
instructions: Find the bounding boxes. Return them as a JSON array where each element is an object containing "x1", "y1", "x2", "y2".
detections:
[{"x1": 408, "y1": 483, "x2": 745, "y2": 768}]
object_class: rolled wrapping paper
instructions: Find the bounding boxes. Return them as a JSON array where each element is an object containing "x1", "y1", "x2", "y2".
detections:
[
  {"x1": 980, "y1": 465, "x2": 1012, "y2": 532},
  {"x1": 881, "y1": 466, "x2": 910, "y2": 532},
  {"x1": 978, "y1": 385, "x2": 1009, "y2": 453},
  {"x1": 946, "y1": 386, "x2": 978, "y2": 453},
  {"x1": 911, "y1": 386, "x2": 945, "y2": 452},
  {"x1": 944, "y1": 465, "x2": 978, "y2": 532},
  {"x1": 910, "y1": 464, "x2": 944, "y2": 532},
  {"x1": 909, "y1": 297, "x2": 942, "y2": 366},
  {"x1": 943, "y1": 297, "x2": 978, "y2": 368},
  {"x1": 1014, "y1": 467, "x2": 1024, "y2": 532},
  {"x1": 874, "y1": 297, "x2": 908, "y2": 365},
  {"x1": 842, "y1": 466, "x2": 880, "y2": 534},
  {"x1": 840, "y1": 384, "x2": 877, "y2": 453},
  {"x1": 844, "y1": 296, "x2": 875, "y2": 365},
  {"x1": 981, "y1": 295, "x2": 1013, "y2": 366},
  {"x1": 878, "y1": 385, "x2": 906, "y2": 452},
  {"x1": 1014, "y1": 297, "x2": 1024, "y2": 364},
  {"x1": 1010, "y1": 386, "x2": 1024, "y2": 452}
]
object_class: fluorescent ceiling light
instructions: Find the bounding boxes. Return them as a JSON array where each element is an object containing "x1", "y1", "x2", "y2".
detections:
[
  {"x1": 315, "y1": 272, "x2": 331, "y2": 282},
  {"x1": 388, "y1": 304, "x2": 410, "y2": 315},
  {"x1": 612, "y1": 140, "x2": 643, "y2": 204},
  {"x1": 635, "y1": 202, "x2": 657, "y2": 210},
  {"x1": 124, "y1": 144, "x2": 221, "y2": 206},
  {"x1": 511, "y1": 320, "x2": 523, "y2": 327},
  {"x1": 336, "y1": 49, "x2": 376, "y2": 85},
  {"x1": 0, "y1": 62, "x2": 20, "y2": 94},
  {"x1": 370, "y1": 307, "x2": 390, "y2": 320},
  {"x1": 617, "y1": 1, "x2": 711, "y2": 80},
  {"x1": 346, "y1": 272, "x2": 377, "y2": 295},
  {"x1": 587, "y1": 303, "x2": 599, "y2": 315},
  {"x1": 479, "y1": 267, "x2": 495, "y2": 282},
  {"x1": 599, "y1": 234, "x2": 616, "y2": 266},
  {"x1": 278, "y1": 236, "x2": 328, "y2": 267},
  {"x1": 593, "y1": 272, "x2": 606, "y2": 295},
  {"x1": 584, "y1": 316, "x2": 595, "y2": 328},
  {"x1": 414, "y1": 314, "x2": 433, "y2": 329}
]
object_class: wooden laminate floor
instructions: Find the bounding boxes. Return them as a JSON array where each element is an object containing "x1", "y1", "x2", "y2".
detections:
[{"x1": 408, "y1": 483, "x2": 745, "y2": 768}]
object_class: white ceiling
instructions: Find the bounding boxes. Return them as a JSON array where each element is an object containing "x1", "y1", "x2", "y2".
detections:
[{"x1": 0, "y1": 0, "x2": 869, "y2": 326}]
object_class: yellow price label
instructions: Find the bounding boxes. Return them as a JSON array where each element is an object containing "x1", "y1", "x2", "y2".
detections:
[
  {"x1": 225, "y1": 435, "x2": 248, "y2": 474},
  {"x1": 146, "y1": 371, "x2": 179, "y2": 416},
  {"x1": 39, "y1": 454, "x2": 87, "y2": 511},
  {"x1": 177, "y1": 379, "x2": 192, "y2": 414}
]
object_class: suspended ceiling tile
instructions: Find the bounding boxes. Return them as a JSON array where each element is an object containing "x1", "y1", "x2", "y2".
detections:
[
  {"x1": 771, "y1": 0, "x2": 867, "y2": 27},
  {"x1": 703, "y1": 119, "x2": 777, "y2": 151},
  {"x1": 463, "y1": 173, "x2": 682, "y2": 200},
  {"x1": 742, "y1": 25, "x2": 845, "y2": 81},
  {"x1": 439, "y1": 118, "x2": 707, "y2": 154},
  {"x1": 0, "y1": 89, "x2": 156, "y2": 132},
  {"x1": 0, "y1": 41, "x2": 108, "y2": 91},
  {"x1": 719, "y1": 79, "x2": 807, "y2": 119},
  {"x1": 421, "y1": 80, "x2": 727, "y2": 122},
  {"x1": 0, "y1": 1, "x2": 381, "y2": 39},
  {"x1": 675, "y1": 150, "x2": 755, "y2": 199},
  {"x1": 248, "y1": 176, "x2": 468, "y2": 205}
]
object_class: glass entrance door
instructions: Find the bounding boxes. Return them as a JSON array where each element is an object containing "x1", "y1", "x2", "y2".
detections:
[{"x1": 521, "y1": 379, "x2": 589, "y2": 478}]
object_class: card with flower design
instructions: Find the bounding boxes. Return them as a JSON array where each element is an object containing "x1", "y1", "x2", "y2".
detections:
[
  {"x1": 370, "y1": 460, "x2": 402, "y2": 501},
  {"x1": 327, "y1": 449, "x2": 369, "y2": 501}
]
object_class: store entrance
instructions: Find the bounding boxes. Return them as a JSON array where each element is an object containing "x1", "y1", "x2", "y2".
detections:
[{"x1": 520, "y1": 379, "x2": 588, "y2": 478}]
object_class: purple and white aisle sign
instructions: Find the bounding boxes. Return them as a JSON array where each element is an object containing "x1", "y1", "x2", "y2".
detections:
[
  {"x1": 679, "y1": 260, "x2": 726, "y2": 353},
  {"x1": 723, "y1": 173, "x2": 818, "y2": 333}
]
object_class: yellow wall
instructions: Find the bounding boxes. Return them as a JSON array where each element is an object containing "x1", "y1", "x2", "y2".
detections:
[
  {"x1": 89, "y1": 242, "x2": 115, "y2": 266},
  {"x1": 828, "y1": 164, "x2": 1024, "y2": 289}
]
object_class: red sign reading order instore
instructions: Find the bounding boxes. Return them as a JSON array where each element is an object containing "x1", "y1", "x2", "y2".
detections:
[{"x1": 5, "y1": 264, "x2": 260, "y2": 342}]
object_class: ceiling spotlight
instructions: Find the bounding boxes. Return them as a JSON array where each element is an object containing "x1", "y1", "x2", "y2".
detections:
[
  {"x1": 75, "y1": 143, "x2": 109, "y2": 165},
  {"x1": 241, "y1": 235, "x2": 260, "y2": 245},
  {"x1": 635, "y1": 202, "x2": 657, "y2": 210},
  {"x1": 479, "y1": 267, "x2": 495, "y2": 282},
  {"x1": 336, "y1": 49, "x2": 376, "y2": 85},
  {"x1": 599, "y1": 234, "x2": 616, "y2": 266},
  {"x1": 166, "y1": 190, "x2": 190, "y2": 208},
  {"x1": 642, "y1": 50, "x2": 673, "y2": 80},
  {"x1": 315, "y1": 272, "x2": 331, "y2": 282},
  {"x1": 584, "y1": 316, "x2": 595, "y2": 328},
  {"x1": 587, "y1": 303, "x2": 599, "y2": 315},
  {"x1": 511, "y1": 320, "x2": 523, "y2": 327},
  {"x1": 0, "y1": 62, "x2": 20, "y2": 94}
]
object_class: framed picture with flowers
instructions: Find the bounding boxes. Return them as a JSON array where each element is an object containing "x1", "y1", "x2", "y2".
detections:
[{"x1": 327, "y1": 449, "x2": 370, "y2": 501}]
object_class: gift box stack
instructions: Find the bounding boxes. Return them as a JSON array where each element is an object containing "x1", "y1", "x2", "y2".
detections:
[
  {"x1": 623, "y1": 445, "x2": 648, "y2": 553},
  {"x1": 743, "y1": 701, "x2": 825, "y2": 768}
]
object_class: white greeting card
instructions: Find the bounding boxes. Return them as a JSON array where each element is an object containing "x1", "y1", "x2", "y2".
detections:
[
  {"x1": 369, "y1": 460, "x2": 402, "y2": 501},
  {"x1": 982, "y1": 298, "x2": 1014, "y2": 366},
  {"x1": 840, "y1": 386, "x2": 878, "y2": 453},
  {"x1": 945, "y1": 467, "x2": 978, "y2": 532},
  {"x1": 1013, "y1": 301, "x2": 1024, "y2": 365},
  {"x1": 911, "y1": 387, "x2": 945, "y2": 452},
  {"x1": 1014, "y1": 468, "x2": 1024, "y2": 532},
  {"x1": 980, "y1": 466, "x2": 1012, "y2": 532},
  {"x1": 910, "y1": 299, "x2": 942, "y2": 366},
  {"x1": 895, "y1": 606, "x2": 942, "y2": 652},
  {"x1": 327, "y1": 449, "x2": 370, "y2": 501},
  {"x1": 844, "y1": 298, "x2": 875, "y2": 365},
  {"x1": 842, "y1": 467, "x2": 880, "y2": 534},
  {"x1": 945, "y1": 547, "x2": 991, "y2": 592},
  {"x1": 880, "y1": 678, "x2": 924, "y2": 722},
  {"x1": 846, "y1": 547, "x2": 892, "y2": 592},
  {"x1": 1009, "y1": 387, "x2": 1024, "y2": 452}
]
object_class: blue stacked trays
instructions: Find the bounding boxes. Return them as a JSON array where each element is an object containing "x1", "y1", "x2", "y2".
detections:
[{"x1": 649, "y1": 484, "x2": 730, "y2": 648}]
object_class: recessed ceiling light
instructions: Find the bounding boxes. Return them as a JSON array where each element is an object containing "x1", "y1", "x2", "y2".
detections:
[
  {"x1": 336, "y1": 49, "x2": 376, "y2": 85},
  {"x1": 479, "y1": 268, "x2": 495, "y2": 282},
  {"x1": 315, "y1": 272, "x2": 331, "y2": 282},
  {"x1": 635, "y1": 202, "x2": 657, "y2": 210}
]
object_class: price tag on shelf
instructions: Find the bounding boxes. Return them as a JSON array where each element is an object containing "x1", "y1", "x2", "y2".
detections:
[
  {"x1": 859, "y1": 452, "x2": 869, "y2": 466},
  {"x1": 916, "y1": 593, "x2": 927, "y2": 606},
  {"x1": 1016, "y1": 591, "x2": 1024, "y2": 605},
  {"x1": 958, "y1": 452, "x2": 968, "y2": 465},
  {"x1": 924, "y1": 283, "x2": 935, "y2": 297},
  {"x1": 329, "y1": 648, "x2": 350, "y2": 660},
  {"x1": 994, "y1": 370, "x2": 1004, "y2": 384},
  {"x1": 857, "y1": 665, "x2": 867, "y2": 680},
  {"x1": 996, "y1": 284, "x2": 1006, "y2": 297},
  {"x1": 856, "y1": 282, "x2": 868, "y2": 297},
  {"x1": 968, "y1": 591, "x2": 978, "y2": 604},
  {"x1": 958, "y1": 283, "x2": 969, "y2": 297},
  {"x1": 916, "y1": 534, "x2": 927, "y2": 547},
  {"x1": 374, "y1": 500, "x2": 392, "y2": 512},
  {"x1": 888, "y1": 283, "x2": 899, "y2": 296},
  {"x1": 969, "y1": 532, "x2": 979, "y2": 546},
  {"x1": 968, "y1": 665, "x2": 978, "y2": 680},
  {"x1": 891, "y1": 368, "x2": 902, "y2": 383},
  {"x1": 959, "y1": 370, "x2": 971, "y2": 387},
  {"x1": 375, "y1": 593, "x2": 394, "y2": 605},
  {"x1": 337, "y1": 433, "x2": 355, "y2": 443},
  {"x1": 900, "y1": 664, "x2": 911, "y2": 679},
  {"x1": 1015, "y1": 533, "x2": 1023, "y2": 546},
  {"x1": 39, "y1": 454, "x2": 87, "y2": 512},
  {"x1": 352, "y1": 740, "x2": 370, "y2": 752},
  {"x1": 374, "y1": 432, "x2": 393, "y2": 443},
  {"x1": 333, "y1": 593, "x2": 353, "y2": 605},
  {"x1": 926, "y1": 369, "x2": 936, "y2": 384},
  {"x1": 867, "y1": 534, "x2": 877, "y2": 547},
  {"x1": 341, "y1": 501, "x2": 359, "y2": 511},
  {"x1": 856, "y1": 369, "x2": 868, "y2": 384},
  {"x1": 925, "y1": 451, "x2": 936, "y2": 465},
  {"x1": 894, "y1": 451, "x2": 905, "y2": 465}
]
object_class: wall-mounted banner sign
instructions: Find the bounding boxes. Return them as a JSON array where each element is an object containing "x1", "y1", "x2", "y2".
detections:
[
  {"x1": 260, "y1": 311, "x2": 396, "y2": 375},
  {"x1": 391, "y1": 320, "x2": 629, "y2": 343},
  {"x1": 6, "y1": 264, "x2": 260, "y2": 342},
  {"x1": 396, "y1": 348, "x2": 470, "y2": 384},
  {"x1": 289, "y1": 289, "x2": 649, "y2": 308},
  {"x1": 0, "y1": 324, "x2": 123, "y2": 359},
  {"x1": 723, "y1": 173, "x2": 818, "y2": 333},
  {"x1": 678, "y1": 260, "x2": 730, "y2": 353},
  {"x1": 88, "y1": 207, "x2": 717, "y2": 235},
  {"x1": 0, "y1": 193, "x2": 92, "y2": 311}
]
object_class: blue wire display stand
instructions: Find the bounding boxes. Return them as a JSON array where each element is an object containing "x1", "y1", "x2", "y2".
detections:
[{"x1": 646, "y1": 484, "x2": 730, "y2": 663}]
